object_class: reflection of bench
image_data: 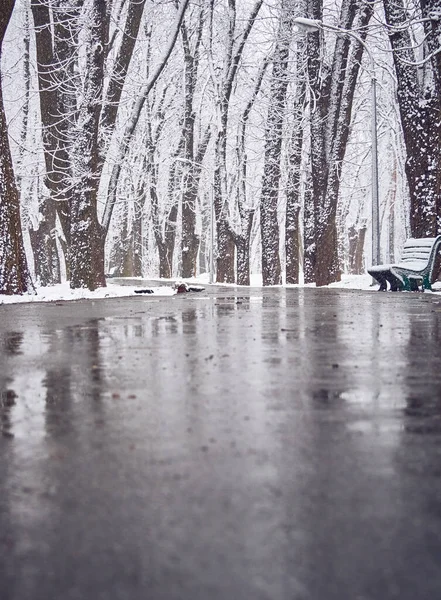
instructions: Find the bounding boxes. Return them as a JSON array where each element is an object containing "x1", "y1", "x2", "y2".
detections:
[{"x1": 368, "y1": 236, "x2": 441, "y2": 291}]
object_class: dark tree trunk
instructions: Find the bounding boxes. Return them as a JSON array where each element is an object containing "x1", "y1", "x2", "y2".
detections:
[
  {"x1": 115, "y1": 182, "x2": 144, "y2": 278},
  {"x1": 213, "y1": 142, "x2": 235, "y2": 283},
  {"x1": 260, "y1": 0, "x2": 292, "y2": 286},
  {"x1": 108, "y1": 205, "x2": 129, "y2": 277},
  {"x1": 314, "y1": 219, "x2": 340, "y2": 286},
  {"x1": 29, "y1": 200, "x2": 61, "y2": 286},
  {"x1": 16, "y1": 4, "x2": 31, "y2": 193},
  {"x1": 181, "y1": 128, "x2": 210, "y2": 278},
  {"x1": 69, "y1": 0, "x2": 107, "y2": 290},
  {"x1": 234, "y1": 216, "x2": 256, "y2": 286},
  {"x1": 236, "y1": 210, "x2": 254, "y2": 286},
  {"x1": 285, "y1": 205, "x2": 301, "y2": 284},
  {"x1": 211, "y1": 0, "x2": 263, "y2": 284},
  {"x1": 305, "y1": 0, "x2": 373, "y2": 286},
  {"x1": 260, "y1": 198, "x2": 281, "y2": 286},
  {"x1": 70, "y1": 218, "x2": 106, "y2": 290},
  {"x1": 23, "y1": 1, "x2": 61, "y2": 286},
  {"x1": 180, "y1": 7, "x2": 204, "y2": 279},
  {"x1": 305, "y1": 0, "x2": 328, "y2": 283},
  {"x1": 285, "y1": 36, "x2": 306, "y2": 285},
  {"x1": 303, "y1": 175, "x2": 315, "y2": 283},
  {"x1": 216, "y1": 215, "x2": 235, "y2": 283},
  {"x1": 157, "y1": 204, "x2": 177, "y2": 279},
  {"x1": 354, "y1": 226, "x2": 367, "y2": 274},
  {"x1": 348, "y1": 224, "x2": 367, "y2": 274},
  {"x1": 0, "y1": 0, "x2": 33, "y2": 294},
  {"x1": 132, "y1": 195, "x2": 143, "y2": 278},
  {"x1": 123, "y1": 239, "x2": 135, "y2": 278},
  {"x1": 32, "y1": 0, "x2": 151, "y2": 287},
  {"x1": 30, "y1": 0, "x2": 78, "y2": 279},
  {"x1": 180, "y1": 105, "x2": 199, "y2": 278},
  {"x1": 181, "y1": 228, "x2": 199, "y2": 278},
  {"x1": 213, "y1": 159, "x2": 235, "y2": 283},
  {"x1": 383, "y1": 0, "x2": 441, "y2": 237},
  {"x1": 158, "y1": 243, "x2": 173, "y2": 280},
  {"x1": 148, "y1": 104, "x2": 179, "y2": 279},
  {"x1": 234, "y1": 58, "x2": 268, "y2": 286}
]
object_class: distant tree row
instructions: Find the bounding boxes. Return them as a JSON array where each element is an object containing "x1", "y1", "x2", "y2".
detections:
[{"x1": 1, "y1": 0, "x2": 440, "y2": 293}]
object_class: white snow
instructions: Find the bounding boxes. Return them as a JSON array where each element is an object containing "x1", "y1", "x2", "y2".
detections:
[
  {"x1": 1, "y1": 273, "x2": 440, "y2": 305},
  {"x1": 0, "y1": 281, "x2": 175, "y2": 305}
]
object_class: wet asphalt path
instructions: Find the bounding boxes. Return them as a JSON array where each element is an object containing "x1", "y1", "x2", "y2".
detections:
[{"x1": 1, "y1": 286, "x2": 441, "y2": 600}]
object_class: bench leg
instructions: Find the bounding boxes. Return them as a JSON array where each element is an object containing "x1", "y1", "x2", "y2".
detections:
[
  {"x1": 370, "y1": 273, "x2": 388, "y2": 291},
  {"x1": 422, "y1": 275, "x2": 432, "y2": 291},
  {"x1": 402, "y1": 276, "x2": 423, "y2": 291},
  {"x1": 385, "y1": 271, "x2": 403, "y2": 292}
]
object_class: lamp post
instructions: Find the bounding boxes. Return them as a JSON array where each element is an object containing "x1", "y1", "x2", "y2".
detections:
[
  {"x1": 209, "y1": 192, "x2": 215, "y2": 284},
  {"x1": 293, "y1": 17, "x2": 380, "y2": 267}
]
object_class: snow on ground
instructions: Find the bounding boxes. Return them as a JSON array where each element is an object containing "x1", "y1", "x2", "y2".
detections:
[
  {"x1": 327, "y1": 274, "x2": 376, "y2": 290},
  {"x1": 0, "y1": 273, "x2": 439, "y2": 305},
  {"x1": 0, "y1": 280, "x2": 175, "y2": 305}
]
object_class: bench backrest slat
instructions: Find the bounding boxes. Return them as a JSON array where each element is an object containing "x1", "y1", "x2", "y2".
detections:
[{"x1": 398, "y1": 236, "x2": 441, "y2": 269}]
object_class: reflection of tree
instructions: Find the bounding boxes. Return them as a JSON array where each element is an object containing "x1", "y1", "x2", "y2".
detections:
[
  {"x1": 44, "y1": 329, "x2": 73, "y2": 436},
  {"x1": 68, "y1": 320, "x2": 104, "y2": 402},
  {"x1": 3, "y1": 331, "x2": 24, "y2": 356},
  {"x1": 404, "y1": 313, "x2": 441, "y2": 425},
  {"x1": 298, "y1": 290, "x2": 342, "y2": 402},
  {"x1": 44, "y1": 319, "x2": 104, "y2": 437},
  {"x1": 271, "y1": 293, "x2": 418, "y2": 599},
  {"x1": 0, "y1": 331, "x2": 23, "y2": 438},
  {"x1": 1, "y1": 389, "x2": 16, "y2": 439}
]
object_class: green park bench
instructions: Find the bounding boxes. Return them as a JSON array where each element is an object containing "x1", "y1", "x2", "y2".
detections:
[{"x1": 368, "y1": 235, "x2": 441, "y2": 291}]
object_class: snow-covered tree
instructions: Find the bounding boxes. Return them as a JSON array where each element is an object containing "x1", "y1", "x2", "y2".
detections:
[
  {"x1": 383, "y1": 0, "x2": 441, "y2": 237},
  {"x1": 260, "y1": 0, "x2": 293, "y2": 286},
  {"x1": 0, "y1": 0, "x2": 33, "y2": 295},
  {"x1": 31, "y1": 0, "x2": 150, "y2": 288},
  {"x1": 303, "y1": 0, "x2": 374, "y2": 286},
  {"x1": 210, "y1": 0, "x2": 264, "y2": 283}
]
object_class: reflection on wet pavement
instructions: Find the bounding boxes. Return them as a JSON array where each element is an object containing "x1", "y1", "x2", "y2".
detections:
[{"x1": 1, "y1": 287, "x2": 441, "y2": 599}]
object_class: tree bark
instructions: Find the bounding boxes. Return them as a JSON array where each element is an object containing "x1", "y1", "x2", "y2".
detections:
[
  {"x1": 29, "y1": 200, "x2": 61, "y2": 286},
  {"x1": 305, "y1": 0, "x2": 373, "y2": 286},
  {"x1": 285, "y1": 31, "x2": 306, "y2": 285},
  {"x1": 348, "y1": 224, "x2": 367, "y2": 274},
  {"x1": 211, "y1": 0, "x2": 263, "y2": 283},
  {"x1": 0, "y1": 0, "x2": 34, "y2": 295},
  {"x1": 157, "y1": 205, "x2": 178, "y2": 279},
  {"x1": 236, "y1": 211, "x2": 255, "y2": 286},
  {"x1": 181, "y1": 126, "x2": 211, "y2": 278},
  {"x1": 32, "y1": 0, "x2": 152, "y2": 288},
  {"x1": 260, "y1": 0, "x2": 293, "y2": 286},
  {"x1": 383, "y1": 0, "x2": 441, "y2": 237},
  {"x1": 132, "y1": 192, "x2": 143, "y2": 278},
  {"x1": 30, "y1": 0, "x2": 80, "y2": 280},
  {"x1": 180, "y1": 6, "x2": 206, "y2": 278},
  {"x1": 234, "y1": 58, "x2": 268, "y2": 286},
  {"x1": 69, "y1": 0, "x2": 107, "y2": 290}
]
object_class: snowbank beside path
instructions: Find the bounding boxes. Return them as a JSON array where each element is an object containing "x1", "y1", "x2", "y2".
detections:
[
  {"x1": 1, "y1": 273, "x2": 439, "y2": 305},
  {"x1": 0, "y1": 281, "x2": 175, "y2": 305}
]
